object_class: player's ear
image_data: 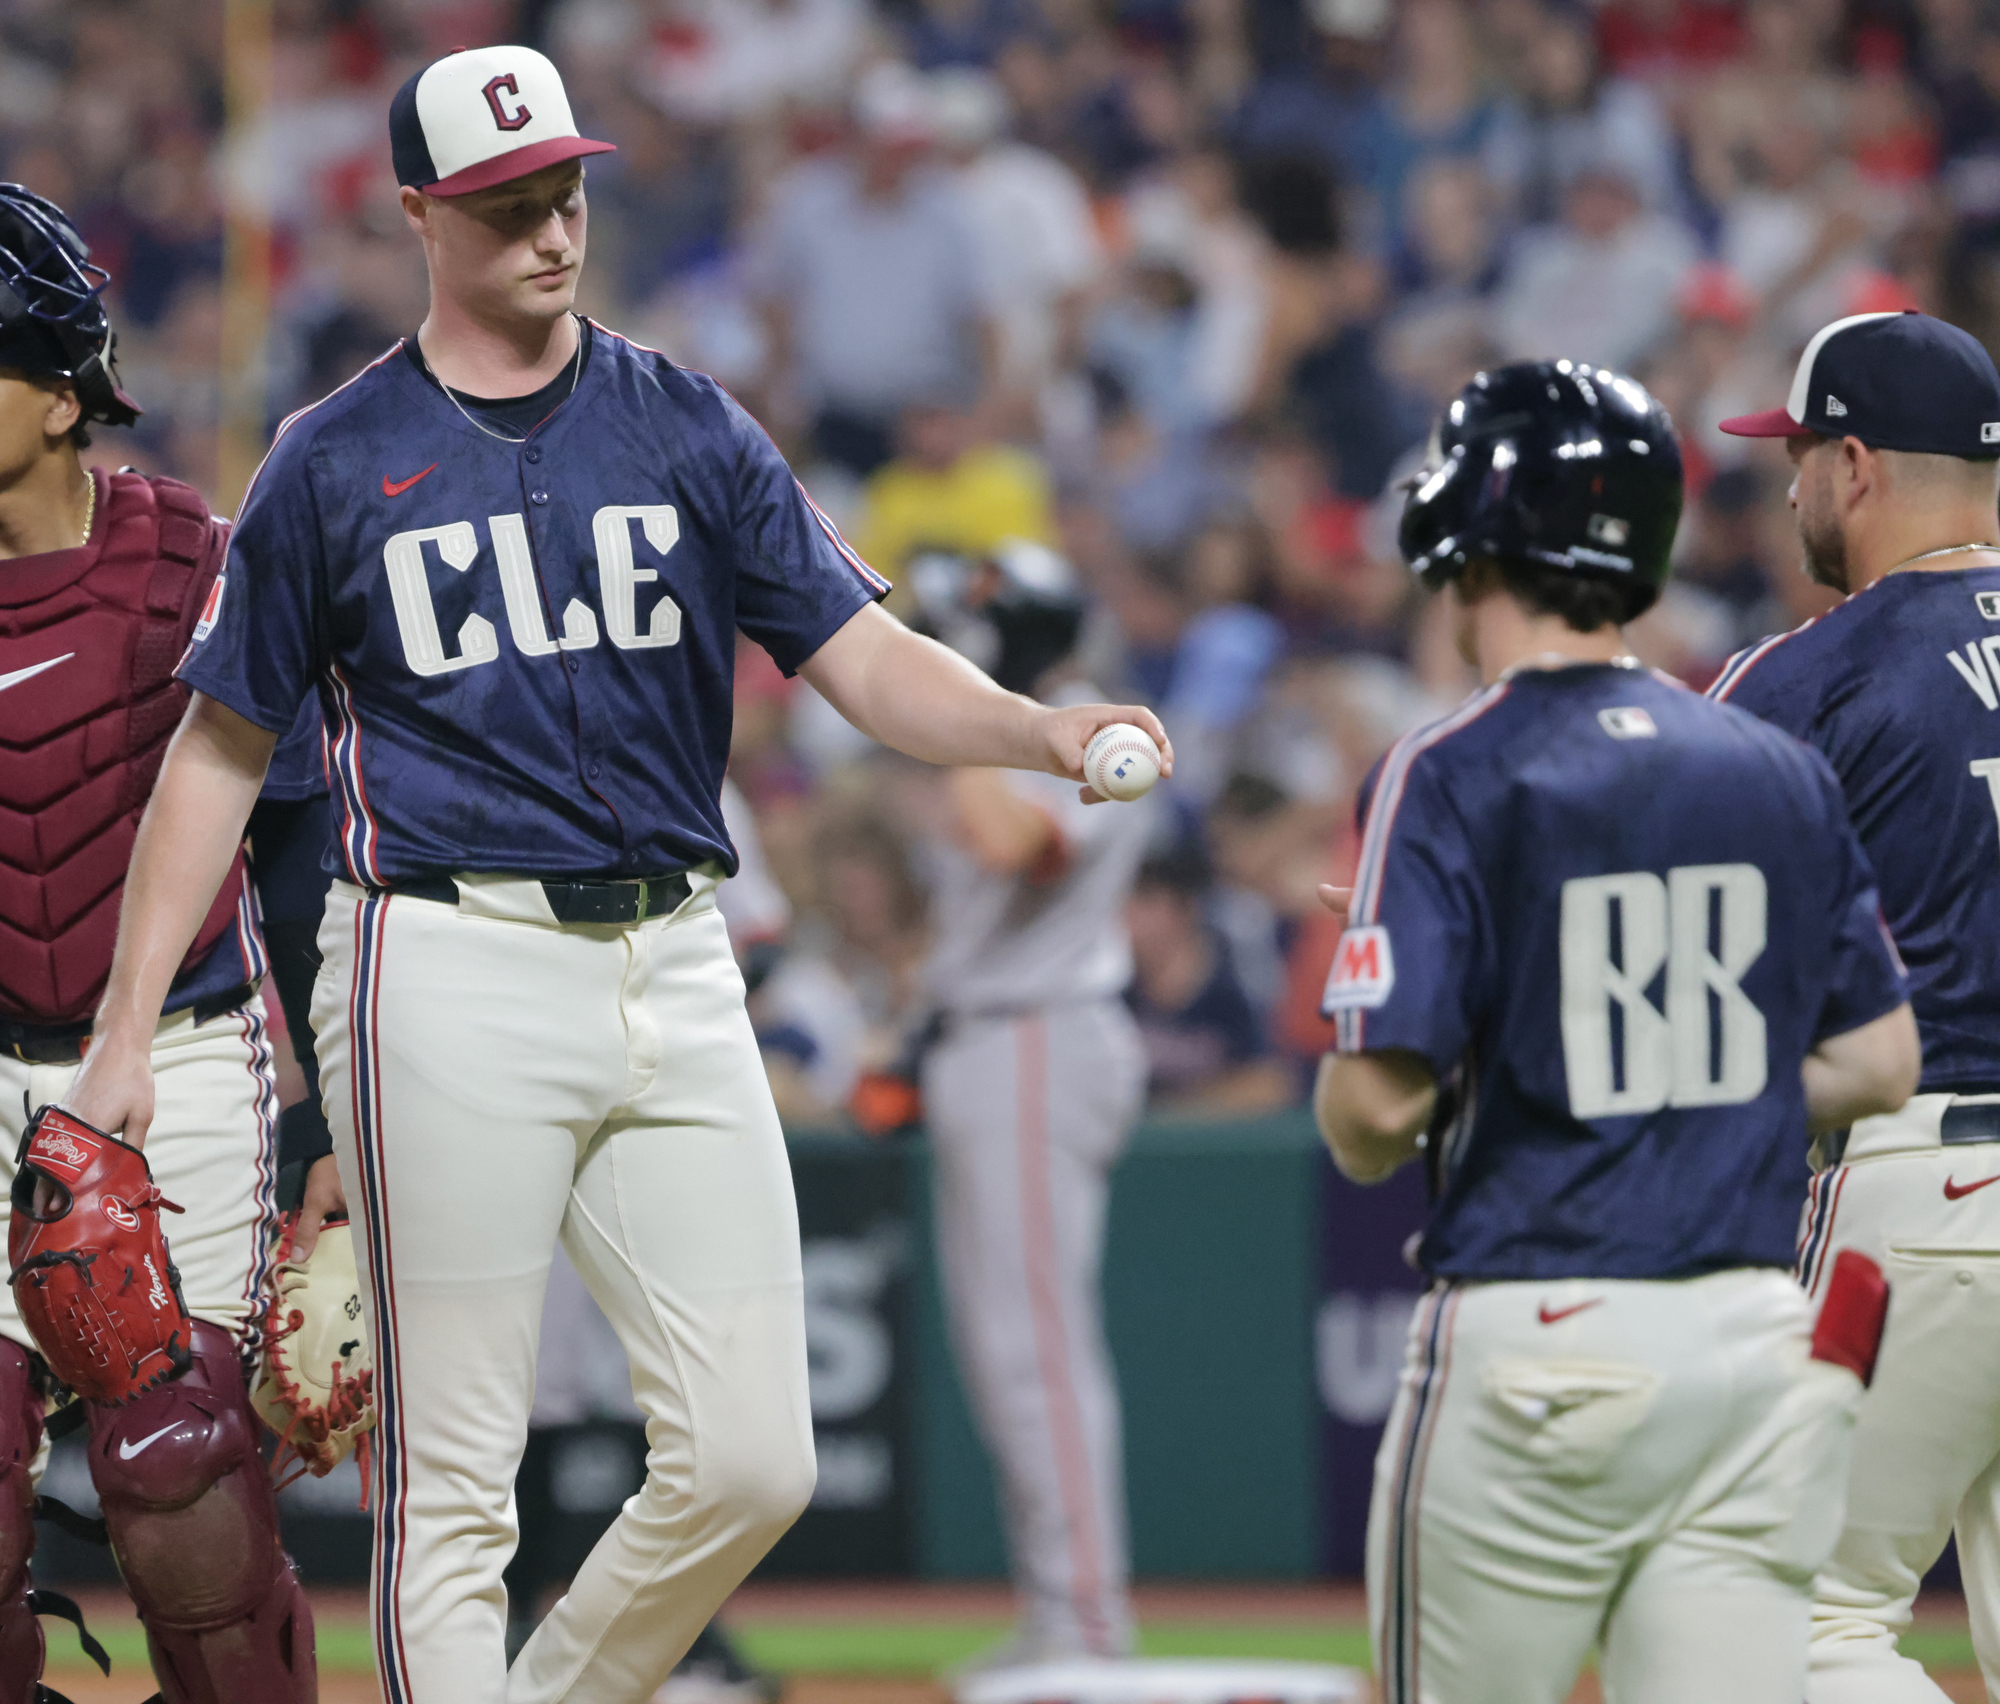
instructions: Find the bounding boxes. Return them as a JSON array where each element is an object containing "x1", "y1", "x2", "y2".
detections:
[
  {"x1": 1838, "y1": 435, "x2": 1873, "y2": 508},
  {"x1": 38, "y1": 380, "x2": 80, "y2": 442},
  {"x1": 398, "y1": 185, "x2": 431, "y2": 241}
]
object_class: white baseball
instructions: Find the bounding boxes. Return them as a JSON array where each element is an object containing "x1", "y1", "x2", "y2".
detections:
[{"x1": 1083, "y1": 722, "x2": 1162, "y2": 802}]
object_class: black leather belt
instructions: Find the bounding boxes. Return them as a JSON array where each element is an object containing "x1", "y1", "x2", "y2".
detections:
[
  {"x1": 1943, "y1": 1100, "x2": 2000, "y2": 1145},
  {"x1": 384, "y1": 873, "x2": 693, "y2": 925},
  {"x1": 1, "y1": 980, "x2": 258, "y2": 1066}
]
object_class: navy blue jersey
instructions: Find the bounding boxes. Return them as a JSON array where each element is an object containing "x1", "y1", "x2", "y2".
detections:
[
  {"x1": 260, "y1": 695, "x2": 327, "y2": 803},
  {"x1": 178, "y1": 321, "x2": 887, "y2": 885},
  {"x1": 1711, "y1": 568, "x2": 2000, "y2": 1094},
  {"x1": 1322, "y1": 663, "x2": 1906, "y2": 1282}
]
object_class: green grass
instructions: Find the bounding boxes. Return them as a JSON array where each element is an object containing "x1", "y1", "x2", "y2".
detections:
[
  {"x1": 44, "y1": 1612, "x2": 1977, "y2": 1680},
  {"x1": 731, "y1": 1621, "x2": 1375, "y2": 1676},
  {"x1": 47, "y1": 1615, "x2": 378, "y2": 1674}
]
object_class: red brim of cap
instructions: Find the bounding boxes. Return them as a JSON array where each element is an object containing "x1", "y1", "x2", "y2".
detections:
[
  {"x1": 1717, "y1": 406, "x2": 1810, "y2": 438},
  {"x1": 425, "y1": 136, "x2": 618, "y2": 197}
]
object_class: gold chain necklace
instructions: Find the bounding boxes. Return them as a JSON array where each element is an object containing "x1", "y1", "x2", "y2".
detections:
[
  {"x1": 79, "y1": 471, "x2": 95, "y2": 545},
  {"x1": 1883, "y1": 541, "x2": 1998, "y2": 577}
]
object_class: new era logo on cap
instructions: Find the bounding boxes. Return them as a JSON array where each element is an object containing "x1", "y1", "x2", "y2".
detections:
[
  {"x1": 391, "y1": 46, "x2": 614, "y2": 197},
  {"x1": 1720, "y1": 311, "x2": 2000, "y2": 458}
]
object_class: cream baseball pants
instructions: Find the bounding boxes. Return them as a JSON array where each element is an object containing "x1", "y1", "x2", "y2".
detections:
[
  {"x1": 1369, "y1": 1267, "x2": 1861, "y2": 1704},
  {"x1": 1796, "y1": 1130, "x2": 2000, "y2": 1704},
  {"x1": 313, "y1": 876, "x2": 815, "y2": 1704},
  {"x1": 0, "y1": 1000, "x2": 281, "y2": 1351}
]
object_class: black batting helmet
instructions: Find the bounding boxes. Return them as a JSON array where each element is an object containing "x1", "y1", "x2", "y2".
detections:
[
  {"x1": 0, "y1": 184, "x2": 141, "y2": 427},
  {"x1": 1399, "y1": 360, "x2": 1681, "y2": 597},
  {"x1": 909, "y1": 539, "x2": 1085, "y2": 696}
]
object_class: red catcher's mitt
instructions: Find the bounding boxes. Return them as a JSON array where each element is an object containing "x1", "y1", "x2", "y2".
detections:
[{"x1": 8, "y1": 1106, "x2": 192, "y2": 1404}]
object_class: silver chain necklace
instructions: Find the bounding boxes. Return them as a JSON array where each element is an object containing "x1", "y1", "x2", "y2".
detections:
[
  {"x1": 1885, "y1": 541, "x2": 2000, "y2": 576},
  {"x1": 428, "y1": 314, "x2": 584, "y2": 444}
]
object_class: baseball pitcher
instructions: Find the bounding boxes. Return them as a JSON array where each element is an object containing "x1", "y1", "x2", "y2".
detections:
[
  {"x1": 1317, "y1": 359, "x2": 1920, "y2": 1703},
  {"x1": 57, "y1": 46, "x2": 1169, "y2": 1704}
]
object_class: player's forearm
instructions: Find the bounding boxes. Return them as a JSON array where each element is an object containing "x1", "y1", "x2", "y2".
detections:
[
  {"x1": 1314, "y1": 1051, "x2": 1437, "y2": 1183},
  {"x1": 803, "y1": 604, "x2": 1047, "y2": 771},
  {"x1": 95, "y1": 693, "x2": 276, "y2": 1043},
  {"x1": 946, "y1": 769, "x2": 1058, "y2": 873},
  {"x1": 1802, "y1": 1002, "x2": 1922, "y2": 1132}
]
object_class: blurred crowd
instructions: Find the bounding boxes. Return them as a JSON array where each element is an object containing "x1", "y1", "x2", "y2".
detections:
[{"x1": 14, "y1": 0, "x2": 1989, "y2": 1118}]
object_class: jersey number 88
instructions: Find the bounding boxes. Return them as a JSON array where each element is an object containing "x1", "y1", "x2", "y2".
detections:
[{"x1": 1559, "y1": 865, "x2": 1769, "y2": 1120}]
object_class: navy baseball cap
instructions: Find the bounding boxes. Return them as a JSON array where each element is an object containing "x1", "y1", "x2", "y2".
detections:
[
  {"x1": 390, "y1": 45, "x2": 614, "y2": 197},
  {"x1": 1721, "y1": 310, "x2": 2000, "y2": 457}
]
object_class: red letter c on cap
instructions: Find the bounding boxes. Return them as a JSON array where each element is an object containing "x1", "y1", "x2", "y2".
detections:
[{"x1": 483, "y1": 74, "x2": 531, "y2": 131}]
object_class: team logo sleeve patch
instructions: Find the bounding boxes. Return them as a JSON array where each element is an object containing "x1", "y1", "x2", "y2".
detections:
[{"x1": 1323, "y1": 924, "x2": 1396, "y2": 1011}]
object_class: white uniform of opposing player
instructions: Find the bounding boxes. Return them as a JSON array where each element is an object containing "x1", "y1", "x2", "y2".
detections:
[{"x1": 920, "y1": 689, "x2": 1155, "y2": 1662}]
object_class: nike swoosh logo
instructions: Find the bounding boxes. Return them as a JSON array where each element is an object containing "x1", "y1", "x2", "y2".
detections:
[
  {"x1": 382, "y1": 464, "x2": 437, "y2": 498},
  {"x1": 0, "y1": 653, "x2": 74, "y2": 692},
  {"x1": 1944, "y1": 1173, "x2": 2000, "y2": 1200},
  {"x1": 116, "y1": 1420, "x2": 183, "y2": 1460},
  {"x1": 1537, "y1": 1299, "x2": 1605, "y2": 1326}
]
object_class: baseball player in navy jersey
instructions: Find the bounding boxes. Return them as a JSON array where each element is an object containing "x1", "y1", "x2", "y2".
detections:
[
  {"x1": 1314, "y1": 360, "x2": 1920, "y2": 1704},
  {"x1": 1709, "y1": 310, "x2": 2000, "y2": 1702},
  {"x1": 57, "y1": 45, "x2": 1170, "y2": 1704},
  {"x1": 0, "y1": 187, "x2": 317, "y2": 1699},
  {"x1": 908, "y1": 544, "x2": 1156, "y2": 1671}
]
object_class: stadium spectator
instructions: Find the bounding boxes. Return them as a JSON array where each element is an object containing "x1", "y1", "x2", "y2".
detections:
[
  {"x1": 1482, "y1": 3, "x2": 1680, "y2": 223},
  {"x1": 1125, "y1": 848, "x2": 1295, "y2": 1114},
  {"x1": 646, "y1": 0, "x2": 872, "y2": 124},
  {"x1": 748, "y1": 61, "x2": 1000, "y2": 475},
  {"x1": 851, "y1": 401, "x2": 1058, "y2": 594},
  {"x1": 929, "y1": 66, "x2": 1103, "y2": 420},
  {"x1": 1364, "y1": 0, "x2": 1499, "y2": 245},
  {"x1": 1494, "y1": 158, "x2": 1698, "y2": 367}
]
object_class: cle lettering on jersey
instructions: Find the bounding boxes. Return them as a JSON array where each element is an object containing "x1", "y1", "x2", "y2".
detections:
[{"x1": 177, "y1": 325, "x2": 889, "y2": 887}]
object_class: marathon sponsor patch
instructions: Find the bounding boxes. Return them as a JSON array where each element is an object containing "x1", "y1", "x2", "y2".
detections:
[
  {"x1": 193, "y1": 573, "x2": 224, "y2": 642},
  {"x1": 1323, "y1": 924, "x2": 1395, "y2": 1011}
]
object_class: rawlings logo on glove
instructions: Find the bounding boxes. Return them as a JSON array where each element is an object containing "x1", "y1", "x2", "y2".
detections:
[
  {"x1": 252, "y1": 1215, "x2": 376, "y2": 1497},
  {"x1": 7, "y1": 1106, "x2": 192, "y2": 1404}
]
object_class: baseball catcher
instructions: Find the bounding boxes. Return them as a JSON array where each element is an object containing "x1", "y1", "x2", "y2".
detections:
[{"x1": 0, "y1": 182, "x2": 315, "y2": 1703}]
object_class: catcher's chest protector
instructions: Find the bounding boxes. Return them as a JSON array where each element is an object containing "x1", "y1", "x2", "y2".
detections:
[
  {"x1": 0, "y1": 471, "x2": 249, "y2": 1025},
  {"x1": 8, "y1": 1107, "x2": 192, "y2": 1404}
]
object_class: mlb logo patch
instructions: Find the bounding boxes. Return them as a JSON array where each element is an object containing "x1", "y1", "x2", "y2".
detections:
[
  {"x1": 1984, "y1": 423, "x2": 2000, "y2": 445},
  {"x1": 1323, "y1": 925, "x2": 1395, "y2": 1011},
  {"x1": 1586, "y1": 513, "x2": 1630, "y2": 547},
  {"x1": 193, "y1": 574, "x2": 225, "y2": 642},
  {"x1": 1597, "y1": 706, "x2": 1658, "y2": 740},
  {"x1": 1978, "y1": 591, "x2": 2000, "y2": 620}
]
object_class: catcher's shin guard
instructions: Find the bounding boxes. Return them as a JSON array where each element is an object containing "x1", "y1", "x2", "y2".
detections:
[
  {"x1": 0, "y1": 1342, "x2": 41, "y2": 1704},
  {"x1": 86, "y1": 1323, "x2": 315, "y2": 1704}
]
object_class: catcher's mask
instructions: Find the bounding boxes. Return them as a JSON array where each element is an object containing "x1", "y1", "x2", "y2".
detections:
[
  {"x1": 1399, "y1": 359, "x2": 1682, "y2": 601},
  {"x1": 910, "y1": 538, "x2": 1086, "y2": 696},
  {"x1": 0, "y1": 182, "x2": 142, "y2": 427}
]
